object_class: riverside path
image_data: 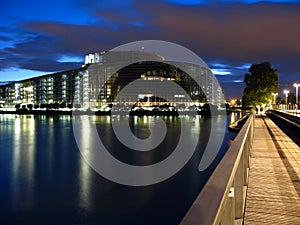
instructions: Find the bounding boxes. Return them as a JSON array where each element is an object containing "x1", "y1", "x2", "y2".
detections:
[{"x1": 243, "y1": 114, "x2": 300, "y2": 224}]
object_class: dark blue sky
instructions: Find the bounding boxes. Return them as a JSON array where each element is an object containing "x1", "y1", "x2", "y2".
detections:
[{"x1": 1, "y1": 0, "x2": 300, "y2": 99}]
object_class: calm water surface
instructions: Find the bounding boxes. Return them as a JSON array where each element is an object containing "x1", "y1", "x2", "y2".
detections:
[{"x1": 0, "y1": 114, "x2": 236, "y2": 225}]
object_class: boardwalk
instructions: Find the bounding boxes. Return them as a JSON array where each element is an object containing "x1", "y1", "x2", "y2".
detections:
[{"x1": 244, "y1": 114, "x2": 300, "y2": 224}]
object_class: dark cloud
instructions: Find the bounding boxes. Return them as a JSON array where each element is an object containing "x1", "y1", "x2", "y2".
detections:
[
  {"x1": 1, "y1": 1, "x2": 300, "y2": 98},
  {"x1": 0, "y1": 35, "x2": 12, "y2": 41}
]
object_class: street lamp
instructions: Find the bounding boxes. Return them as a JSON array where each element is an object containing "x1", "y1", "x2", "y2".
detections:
[
  {"x1": 284, "y1": 90, "x2": 289, "y2": 110},
  {"x1": 293, "y1": 83, "x2": 300, "y2": 110},
  {"x1": 272, "y1": 93, "x2": 278, "y2": 109}
]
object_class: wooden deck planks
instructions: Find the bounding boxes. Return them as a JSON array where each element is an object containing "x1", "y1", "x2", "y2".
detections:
[{"x1": 243, "y1": 115, "x2": 300, "y2": 225}]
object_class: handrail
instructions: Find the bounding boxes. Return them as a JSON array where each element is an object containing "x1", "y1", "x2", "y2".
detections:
[
  {"x1": 180, "y1": 113, "x2": 254, "y2": 225},
  {"x1": 268, "y1": 110, "x2": 300, "y2": 129}
]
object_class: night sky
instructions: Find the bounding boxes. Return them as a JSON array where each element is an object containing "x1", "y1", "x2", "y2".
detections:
[{"x1": 1, "y1": 0, "x2": 300, "y2": 100}]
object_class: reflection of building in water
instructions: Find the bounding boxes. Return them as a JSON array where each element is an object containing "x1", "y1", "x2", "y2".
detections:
[
  {"x1": 12, "y1": 115, "x2": 36, "y2": 210},
  {"x1": 0, "y1": 51, "x2": 225, "y2": 108}
]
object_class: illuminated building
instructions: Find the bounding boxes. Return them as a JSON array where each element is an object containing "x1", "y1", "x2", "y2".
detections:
[{"x1": 0, "y1": 51, "x2": 225, "y2": 109}]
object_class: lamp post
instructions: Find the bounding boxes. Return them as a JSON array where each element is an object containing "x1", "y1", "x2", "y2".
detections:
[
  {"x1": 293, "y1": 83, "x2": 300, "y2": 111},
  {"x1": 272, "y1": 93, "x2": 278, "y2": 109},
  {"x1": 284, "y1": 90, "x2": 289, "y2": 110}
]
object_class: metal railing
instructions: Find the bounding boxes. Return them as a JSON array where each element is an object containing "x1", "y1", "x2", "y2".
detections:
[
  {"x1": 180, "y1": 113, "x2": 254, "y2": 225},
  {"x1": 268, "y1": 110, "x2": 300, "y2": 128}
]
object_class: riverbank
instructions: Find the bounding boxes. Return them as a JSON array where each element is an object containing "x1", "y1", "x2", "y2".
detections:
[
  {"x1": 0, "y1": 108, "x2": 226, "y2": 116},
  {"x1": 228, "y1": 112, "x2": 251, "y2": 132}
]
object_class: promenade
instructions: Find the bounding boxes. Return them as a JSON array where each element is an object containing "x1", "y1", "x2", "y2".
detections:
[{"x1": 244, "y1": 114, "x2": 300, "y2": 224}]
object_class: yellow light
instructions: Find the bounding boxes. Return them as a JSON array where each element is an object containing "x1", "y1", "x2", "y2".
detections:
[{"x1": 230, "y1": 99, "x2": 236, "y2": 106}]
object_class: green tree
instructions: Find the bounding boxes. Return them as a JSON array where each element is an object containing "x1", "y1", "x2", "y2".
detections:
[
  {"x1": 27, "y1": 104, "x2": 33, "y2": 110},
  {"x1": 15, "y1": 104, "x2": 21, "y2": 110},
  {"x1": 242, "y1": 62, "x2": 278, "y2": 107},
  {"x1": 59, "y1": 102, "x2": 66, "y2": 108},
  {"x1": 52, "y1": 103, "x2": 60, "y2": 109}
]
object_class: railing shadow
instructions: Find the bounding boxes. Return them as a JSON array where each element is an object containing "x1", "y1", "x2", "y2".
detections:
[{"x1": 262, "y1": 115, "x2": 300, "y2": 197}]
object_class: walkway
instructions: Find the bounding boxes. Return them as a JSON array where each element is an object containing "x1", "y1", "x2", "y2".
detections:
[{"x1": 244, "y1": 114, "x2": 300, "y2": 224}]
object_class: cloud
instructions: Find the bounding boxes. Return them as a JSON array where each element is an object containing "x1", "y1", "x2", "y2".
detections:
[
  {"x1": 1, "y1": 0, "x2": 300, "y2": 98},
  {"x1": 211, "y1": 69, "x2": 232, "y2": 76},
  {"x1": 0, "y1": 35, "x2": 12, "y2": 42},
  {"x1": 164, "y1": 0, "x2": 300, "y2": 5},
  {"x1": 164, "y1": 0, "x2": 209, "y2": 5},
  {"x1": 6, "y1": 1, "x2": 300, "y2": 65},
  {"x1": 143, "y1": 2, "x2": 300, "y2": 59}
]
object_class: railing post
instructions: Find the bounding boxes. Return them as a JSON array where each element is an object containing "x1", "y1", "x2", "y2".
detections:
[
  {"x1": 249, "y1": 114, "x2": 254, "y2": 161},
  {"x1": 244, "y1": 137, "x2": 249, "y2": 186},
  {"x1": 221, "y1": 187, "x2": 235, "y2": 225},
  {"x1": 246, "y1": 114, "x2": 253, "y2": 169},
  {"x1": 234, "y1": 153, "x2": 244, "y2": 220}
]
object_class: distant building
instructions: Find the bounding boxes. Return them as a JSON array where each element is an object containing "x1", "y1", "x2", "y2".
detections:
[
  {"x1": 84, "y1": 51, "x2": 107, "y2": 64},
  {"x1": 0, "y1": 51, "x2": 224, "y2": 109}
]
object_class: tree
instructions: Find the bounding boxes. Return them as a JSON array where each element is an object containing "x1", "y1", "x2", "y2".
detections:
[
  {"x1": 15, "y1": 104, "x2": 21, "y2": 110},
  {"x1": 52, "y1": 103, "x2": 60, "y2": 109},
  {"x1": 27, "y1": 104, "x2": 33, "y2": 110},
  {"x1": 46, "y1": 103, "x2": 52, "y2": 109},
  {"x1": 242, "y1": 62, "x2": 278, "y2": 107},
  {"x1": 59, "y1": 102, "x2": 66, "y2": 108}
]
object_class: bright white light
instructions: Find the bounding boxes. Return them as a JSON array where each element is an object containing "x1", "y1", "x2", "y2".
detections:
[
  {"x1": 210, "y1": 63, "x2": 228, "y2": 68},
  {"x1": 211, "y1": 69, "x2": 231, "y2": 76},
  {"x1": 235, "y1": 64, "x2": 251, "y2": 69},
  {"x1": 174, "y1": 94, "x2": 185, "y2": 98},
  {"x1": 233, "y1": 80, "x2": 243, "y2": 83},
  {"x1": 57, "y1": 55, "x2": 83, "y2": 63},
  {"x1": 293, "y1": 83, "x2": 300, "y2": 88}
]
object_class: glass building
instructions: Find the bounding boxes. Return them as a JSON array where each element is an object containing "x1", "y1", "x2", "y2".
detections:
[{"x1": 0, "y1": 51, "x2": 224, "y2": 109}]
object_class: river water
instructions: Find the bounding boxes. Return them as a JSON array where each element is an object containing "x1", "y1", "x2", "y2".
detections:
[{"x1": 0, "y1": 113, "x2": 237, "y2": 225}]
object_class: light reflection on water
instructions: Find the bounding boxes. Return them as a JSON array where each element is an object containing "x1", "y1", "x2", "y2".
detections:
[
  {"x1": 12, "y1": 116, "x2": 36, "y2": 211},
  {"x1": 78, "y1": 116, "x2": 92, "y2": 211},
  {"x1": 230, "y1": 110, "x2": 244, "y2": 124},
  {"x1": 0, "y1": 113, "x2": 236, "y2": 225}
]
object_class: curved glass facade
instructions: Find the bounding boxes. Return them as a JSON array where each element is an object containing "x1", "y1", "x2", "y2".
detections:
[{"x1": 0, "y1": 51, "x2": 224, "y2": 109}]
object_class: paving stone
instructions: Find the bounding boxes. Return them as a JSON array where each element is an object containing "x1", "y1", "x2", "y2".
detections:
[{"x1": 244, "y1": 115, "x2": 300, "y2": 225}]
